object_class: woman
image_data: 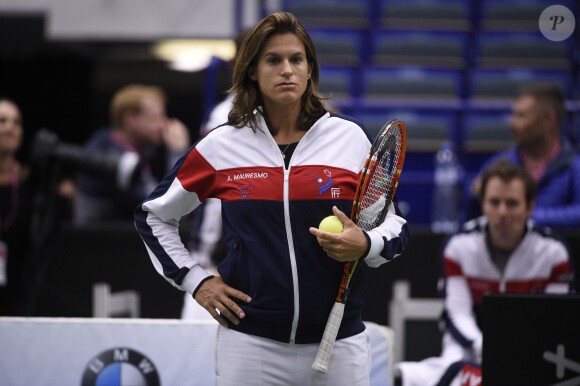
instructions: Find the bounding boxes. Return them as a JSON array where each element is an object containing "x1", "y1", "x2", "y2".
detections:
[
  {"x1": 0, "y1": 98, "x2": 32, "y2": 316},
  {"x1": 135, "y1": 12, "x2": 408, "y2": 385}
]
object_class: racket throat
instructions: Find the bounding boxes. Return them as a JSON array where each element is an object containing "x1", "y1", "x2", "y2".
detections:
[
  {"x1": 335, "y1": 287, "x2": 352, "y2": 303},
  {"x1": 335, "y1": 261, "x2": 354, "y2": 303}
]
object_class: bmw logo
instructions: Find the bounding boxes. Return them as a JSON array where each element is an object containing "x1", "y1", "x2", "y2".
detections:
[{"x1": 81, "y1": 347, "x2": 160, "y2": 386}]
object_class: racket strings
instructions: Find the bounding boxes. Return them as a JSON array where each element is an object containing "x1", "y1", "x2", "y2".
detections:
[{"x1": 356, "y1": 130, "x2": 402, "y2": 231}]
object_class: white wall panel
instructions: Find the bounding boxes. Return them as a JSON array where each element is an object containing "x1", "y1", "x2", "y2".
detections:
[
  {"x1": 0, "y1": 0, "x2": 50, "y2": 13},
  {"x1": 47, "y1": 0, "x2": 235, "y2": 40}
]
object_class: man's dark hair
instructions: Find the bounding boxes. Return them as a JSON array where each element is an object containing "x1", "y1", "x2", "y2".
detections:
[
  {"x1": 516, "y1": 84, "x2": 565, "y2": 128},
  {"x1": 479, "y1": 159, "x2": 537, "y2": 206}
]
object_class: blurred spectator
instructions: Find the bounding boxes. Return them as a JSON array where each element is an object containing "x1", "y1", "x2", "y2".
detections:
[
  {"x1": 465, "y1": 84, "x2": 580, "y2": 228},
  {"x1": 73, "y1": 84, "x2": 190, "y2": 224},
  {"x1": 0, "y1": 98, "x2": 32, "y2": 315},
  {"x1": 198, "y1": 27, "x2": 251, "y2": 138},
  {"x1": 396, "y1": 160, "x2": 572, "y2": 386},
  {"x1": 181, "y1": 29, "x2": 250, "y2": 320}
]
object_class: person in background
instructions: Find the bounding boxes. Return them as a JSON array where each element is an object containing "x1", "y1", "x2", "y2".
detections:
[
  {"x1": 0, "y1": 98, "x2": 32, "y2": 315},
  {"x1": 465, "y1": 84, "x2": 580, "y2": 228},
  {"x1": 396, "y1": 159, "x2": 572, "y2": 386},
  {"x1": 182, "y1": 28, "x2": 251, "y2": 320},
  {"x1": 73, "y1": 84, "x2": 190, "y2": 224},
  {"x1": 198, "y1": 28, "x2": 252, "y2": 139},
  {"x1": 135, "y1": 11, "x2": 408, "y2": 385}
]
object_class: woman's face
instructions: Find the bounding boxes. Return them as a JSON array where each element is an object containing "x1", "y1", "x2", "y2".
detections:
[
  {"x1": 0, "y1": 101, "x2": 23, "y2": 156},
  {"x1": 249, "y1": 32, "x2": 311, "y2": 111}
]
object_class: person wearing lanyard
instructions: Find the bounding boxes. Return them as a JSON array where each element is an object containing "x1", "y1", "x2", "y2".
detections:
[{"x1": 0, "y1": 98, "x2": 33, "y2": 316}]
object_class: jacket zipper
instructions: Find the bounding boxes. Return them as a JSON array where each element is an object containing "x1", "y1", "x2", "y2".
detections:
[
  {"x1": 284, "y1": 166, "x2": 300, "y2": 344},
  {"x1": 261, "y1": 115, "x2": 318, "y2": 344}
]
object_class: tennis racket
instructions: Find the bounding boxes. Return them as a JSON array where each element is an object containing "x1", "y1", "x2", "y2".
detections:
[{"x1": 312, "y1": 119, "x2": 407, "y2": 373}]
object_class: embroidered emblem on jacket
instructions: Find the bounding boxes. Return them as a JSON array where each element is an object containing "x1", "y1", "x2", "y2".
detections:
[
  {"x1": 308, "y1": 169, "x2": 334, "y2": 194},
  {"x1": 237, "y1": 183, "x2": 254, "y2": 199}
]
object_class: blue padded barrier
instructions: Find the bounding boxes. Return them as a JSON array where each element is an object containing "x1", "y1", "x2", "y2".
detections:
[
  {"x1": 474, "y1": 32, "x2": 573, "y2": 70},
  {"x1": 309, "y1": 28, "x2": 367, "y2": 68},
  {"x1": 318, "y1": 66, "x2": 357, "y2": 110},
  {"x1": 462, "y1": 109, "x2": 512, "y2": 154},
  {"x1": 468, "y1": 68, "x2": 573, "y2": 103},
  {"x1": 361, "y1": 67, "x2": 464, "y2": 105},
  {"x1": 283, "y1": 0, "x2": 371, "y2": 29},
  {"x1": 479, "y1": 0, "x2": 578, "y2": 32},
  {"x1": 380, "y1": 0, "x2": 473, "y2": 32},
  {"x1": 318, "y1": 67, "x2": 356, "y2": 97},
  {"x1": 371, "y1": 31, "x2": 469, "y2": 70}
]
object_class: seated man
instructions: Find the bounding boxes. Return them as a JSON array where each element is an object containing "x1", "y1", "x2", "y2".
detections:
[
  {"x1": 396, "y1": 159, "x2": 572, "y2": 386},
  {"x1": 465, "y1": 84, "x2": 580, "y2": 228},
  {"x1": 73, "y1": 84, "x2": 190, "y2": 224}
]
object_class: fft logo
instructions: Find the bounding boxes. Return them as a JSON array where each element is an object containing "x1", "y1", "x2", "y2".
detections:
[
  {"x1": 81, "y1": 347, "x2": 160, "y2": 386},
  {"x1": 538, "y1": 5, "x2": 576, "y2": 41}
]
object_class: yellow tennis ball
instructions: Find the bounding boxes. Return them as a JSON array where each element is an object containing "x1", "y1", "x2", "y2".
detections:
[{"x1": 319, "y1": 215, "x2": 344, "y2": 233}]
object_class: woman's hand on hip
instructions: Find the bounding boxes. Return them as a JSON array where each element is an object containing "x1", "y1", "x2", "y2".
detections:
[{"x1": 194, "y1": 276, "x2": 252, "y2": 327}]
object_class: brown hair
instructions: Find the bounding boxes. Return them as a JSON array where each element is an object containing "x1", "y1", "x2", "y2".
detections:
[
  {"x1": 228, "y1": 11, "x2": 327, "y2": 131},
  {"x1": 516, "y1": 84, "x2": 565, "y2": 128},
  {"x1": 109, "y1": 84, "x2": 167, "y2": 129},
  {"x1": 479, "y1": 159, "x2": 537, "y2": 206}
]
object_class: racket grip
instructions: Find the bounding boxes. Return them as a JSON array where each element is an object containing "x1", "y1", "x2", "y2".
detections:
[{"x1": 311, "y1": 302, "x2": 345, "y2": 373}]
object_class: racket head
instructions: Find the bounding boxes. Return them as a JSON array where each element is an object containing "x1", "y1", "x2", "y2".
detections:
[{"x1": 351, "y1": 119, "x2": 407, "y2": 231}]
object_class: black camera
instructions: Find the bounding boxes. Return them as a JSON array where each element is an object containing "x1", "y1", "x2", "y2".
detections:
[{"x1": 31, "y1": 128, "x2": 140, "y2": 190}]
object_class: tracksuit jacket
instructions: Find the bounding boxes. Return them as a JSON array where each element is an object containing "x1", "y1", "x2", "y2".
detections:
[
  {"x1": 442, "y1": 216, "x2": 571, "y2": 353},
  {"x1": 135, "y1": 111, "x2": 409, "y2": 344},
  {"x1": 397, "y1": 217, "x2": 571, "y2": 386}
]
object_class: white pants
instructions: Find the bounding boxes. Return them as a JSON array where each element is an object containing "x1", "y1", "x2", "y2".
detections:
[
  {"x1": 396, "y1": 333, "x2": 476, "y2": 386},
  {"x1": 215, "y1": 326, "x2": 371, "y2": 386}
]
